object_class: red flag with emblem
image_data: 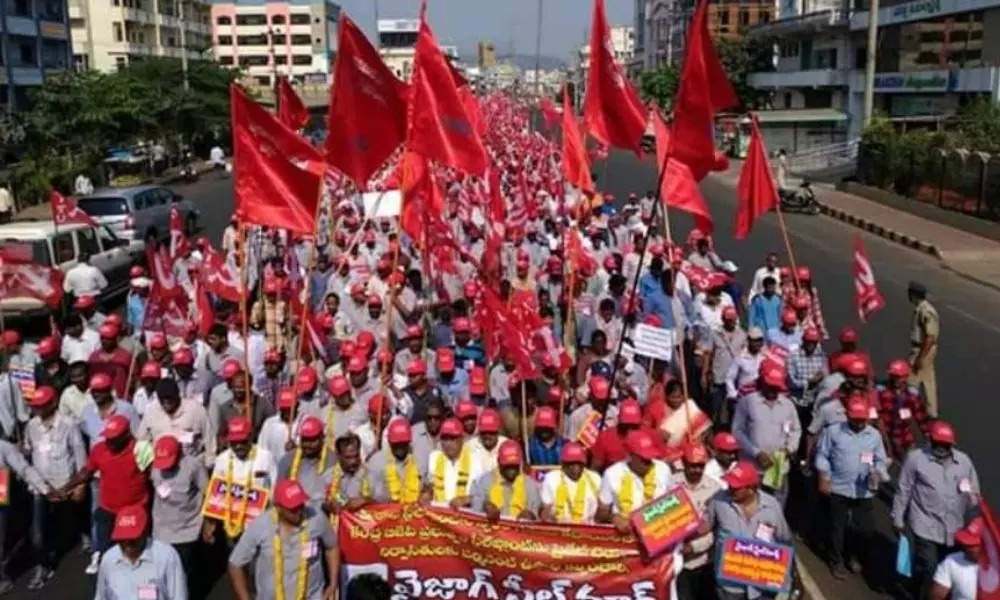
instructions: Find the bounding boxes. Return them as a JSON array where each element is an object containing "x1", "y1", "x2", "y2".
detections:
[
  {"x1": 50, "y1": 190, "x2": 97, "y2": 227},
  {"x1": 168, "y1": 207, "x2": 190, "y2": 261},
  {"x1": 277, "y1": 75, "x2": 310, "y2": 131},
  {"x1": 478, "y1": 286, "x2": 540, "y2": 379},
  {"x1": 200, "y1": 245, "x2": 241, "y2": 303},
  {"x1": 853, "y1": 236, "x2": 885, "y2": 323},
  {"x1": 0, "y1": 258, "x2": 63, "y2": 308},
  {"x1": 561, "y1": 87, "x2": 593, "y2": 194}
]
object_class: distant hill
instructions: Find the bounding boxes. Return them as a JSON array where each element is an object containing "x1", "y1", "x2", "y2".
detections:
[{"x1": 496, "y1": 54, "x2": 568, "y2": 71}]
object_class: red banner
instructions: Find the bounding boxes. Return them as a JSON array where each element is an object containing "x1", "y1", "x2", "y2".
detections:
[{"x1": 340, "y1": 504, "x2": 675, "y2": 598}]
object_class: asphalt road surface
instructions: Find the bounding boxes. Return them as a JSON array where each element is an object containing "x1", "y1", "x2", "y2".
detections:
[{"x1": 12, "y1": 152, "x2": 999, "y2": 599}]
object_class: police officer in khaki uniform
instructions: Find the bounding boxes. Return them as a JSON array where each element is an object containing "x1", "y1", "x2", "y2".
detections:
[{"x1": 907, "y1": 281, "x2": 939, "y2": 416}]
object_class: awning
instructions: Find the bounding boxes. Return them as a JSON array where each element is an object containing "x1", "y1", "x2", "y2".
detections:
[{"x1": 754, "y1": 109, "x2": 850, "y2": 124}]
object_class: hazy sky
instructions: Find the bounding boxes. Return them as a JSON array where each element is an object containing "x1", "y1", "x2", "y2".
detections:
[{"x1": 336, "y1": 0, "x2": 634, "y2": 62}]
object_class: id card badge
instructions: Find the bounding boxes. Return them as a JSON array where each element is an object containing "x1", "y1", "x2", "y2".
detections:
[
  {"x1": 898, "y1": 408, "x2": 912, "y2": 421},
  {"x1": 156, "y1": 483, "x2": 172, "y2": 499},
  {"x1": 137, "y1": 584, "x2": 157, "y2": 600},
  {"x1": 959, "y1": 478, "x2": 972, "y2": 493},
  {"x1": 860, "y1": 452, "x2": 874, "y2": 465},
  {"x1": 868, "y1": 407, "x2": 878, "y2": 420},
  {"x1": 177, "y1": 431, "x2": 195, "y2": 445},
  {"x1": 781, "y1": 420, "x2": 792, "y2": 435},
  {"x1": 300, "y1": 540, "x2": 317, "y2": 560},
  {"x1": 754, "y1": 523, "x2": 775, "y2": 542}
]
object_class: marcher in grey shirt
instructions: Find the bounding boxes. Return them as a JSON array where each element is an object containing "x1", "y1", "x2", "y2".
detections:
[
  {"x1": 469, "y1": 440, "x2": 542, "y2": 520},
  {"x1": 151, "y1": 437, "x2": 209, "y2": 546},
  {"x1": 276, "y1": 416, "x2": 333, "y2": 508}
]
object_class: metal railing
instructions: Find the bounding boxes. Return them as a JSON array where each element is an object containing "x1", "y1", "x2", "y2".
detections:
[{"x1": 787, "y1": 139, "x2": 858, "y2": 174}]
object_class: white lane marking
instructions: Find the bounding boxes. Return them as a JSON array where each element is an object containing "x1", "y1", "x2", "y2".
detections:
[{"x1": 795, "y1": 556, "x2": 828, "y2": 600}]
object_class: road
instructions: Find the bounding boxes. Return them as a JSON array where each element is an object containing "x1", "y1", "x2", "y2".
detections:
[{"x1": 14, "y1": 152, "x2": 1000, "y2": 599}]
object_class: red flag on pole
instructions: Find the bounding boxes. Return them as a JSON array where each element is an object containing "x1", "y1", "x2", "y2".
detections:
[
  {"x1": 670, "y1": 0, "x2": 739, "y2": 181},
  {"x1": 976, "y1": 499, "x2": 1000, "y2": 600},
  {"x1": 50, "y1": 190, "x2": 97, "y2": 227},
  {"x1": 276, "y1": 76, "x2": 310, "y2": 131},
  {"x1": 735, "y1": 117, "x2": 779, "y2": 239},
  {"x1": 583, "y1": 0, "x2": 646, "y2": 154},
  {"x1": 561, "y1": 88, "x2": 593, "y2": 194},
  {"x1": 539, "y1": 97, "x2": 560, "y2": 131},
  {"x1": 853, "y1": 236, "x2": 885, "y2": 322},
  {"x1": 325, "y1": 13, "x2": 409, "y2": 189},
  {"x1": 653, "y1": 106, "x2": 714, "y2": 233}
]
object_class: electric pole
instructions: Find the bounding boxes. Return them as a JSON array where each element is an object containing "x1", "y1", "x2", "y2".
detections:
[
  {"x1": 533, "y1": 0, "x2": 543, "y2": 98},
  {"x1": 862, "y1": 0, "x2": 879, "y2": 126},
  {"x1": 176, "y1": 0, "x2": 189, "y2": 91}
]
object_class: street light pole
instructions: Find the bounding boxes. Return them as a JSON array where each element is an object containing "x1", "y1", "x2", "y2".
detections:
[
  {"x1": 862, "y1": 0, "x2": 880, "y2": 126},
  {"x1": 176, "y1": 0, "x2": 189, "y2": 91},
  {"x1": 533, "y1": 0, "x2": 543, "y2": 98},
  {"x1": 374, "y1": 0, "x2": 381, "y2": 50}
]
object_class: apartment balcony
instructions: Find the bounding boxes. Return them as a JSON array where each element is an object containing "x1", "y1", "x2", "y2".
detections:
[
  {"x1": 746, "y1": 9, "x2": 848, "y2": 37},
  {"x1": 121, "y1": 8, "x2": 156, "y2": 25},
  {"x1": 749, "y1": 68, "x2": 848, "y2": 89}
]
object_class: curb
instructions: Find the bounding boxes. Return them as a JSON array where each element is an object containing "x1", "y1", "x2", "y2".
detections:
[
  {"x1": 795, "y1": 557, "x2": 827, "y2": 600},
  {"x1": 940, "y1": 262, "x2": 1000, "y2": 294},
  {"x1": 816, "y1": 201, "x2": 941, "y2": 258}
]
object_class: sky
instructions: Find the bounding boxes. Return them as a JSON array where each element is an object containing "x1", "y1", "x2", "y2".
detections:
[{"x1": 336, "y1": 0, "x2": 634, "y2": 62}]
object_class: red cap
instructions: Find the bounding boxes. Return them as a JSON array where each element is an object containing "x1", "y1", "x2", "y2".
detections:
[
  {"x1": 796, "y1": 266, "x2": 812, "y2": 281},
  {"x1": 273, "y1": 479, "x2": 309, "y2": 510},
  {"x1": 277, "y1": 387, "x2": 296, "y2": 409},
  {"x1": 367, "y1": 294, "x2": 383, "y2": 306},
  {"x1": 760, "y1": 365, "x2": 786, "y2": 388},
  {"x1": 340, "y1": 341, "x2": 357, "y2": 358},
  {"x1": 376, "y1": 348, "x2": 393, "y2": 365},
  {"x1": 102, "y1": 414, "x2": 130, "y2": 440},
  {"x1": 802, "y1": 327, "x2": 820, "y2": 343},
  {"x1": 722, "y1": 306, "x2": 739, "y2": 321},
  {"x1": 140, "y1": 361, "x2": 161, "y2": 379},
  {"x1": 792, "y1": 294, "x2": 811, "y2": 310},
  {"x1": 264, "y1": 349, "x2": 282, "y2": 364},
  {"x1": 406, "y1": 359, "x2": 427, "y2": 376},
  {"x1": 221, "y1": 358, "x2": 242, "y2": 380},
  {"x1": 387, "y1": 420, "x2": 412, "y2": 444},
  {"x1": 778, "y1": 266, "x2": 791, "y2": 278},
  {"x1": 226, "y1": 416, "x2": 252, "y2": 442},
  {"x1": 299, "y1": 416, "x2": 324, "y2": 439},
  {"x1": 347, "y1": 355, "x2": 367, "y2": 374},
  {"x1": 845, "y1": 395, "x2": 870, "y2": 420},
  {"x1": 73, "y1": 295, "x2": 96, "y2": 310},
  {"x1": 683, "y1": 444, "x2": 710, "y2": 464},
  {"x1": 546, "y1": 256, "x2": 561, "y2": 274},
  {"x1": 129, "y1": 265, "x2": 145, "y2": 278},
  {"x1": 588, "y1": 376, "x2": 611, "y2": 400},
  {"x1": 455, "y1": 400, "x2": 478, "y2": 420},
  {"x1": 357, "y1": 331, "x2": 376, "y2": 350},
  {"x1": 172, "y1": 348, "x2": 194, "y2": 366},
  {"x1": 405, "y1": 324, "x2": 422, "y2": 339},
  {"x1": 560, "y1": 442, "x2": 587, "y2": 464},
  {"x1": 263, "y1": 279, "x2": 280, "y2": 295},
  {"x1": 317, "y1": 313, "x2": 335, "y2": 331},
  {"x1": 436, "y1": 349, "x2": 456, "y2": 372},
  {"x1": 90, "y1": 373, "x2": 113, "y2": 392},
  {"x1": 722, "y1": 460, "x2": 762, "y2": 489},
  {"x1": 105, "y1": 314, "x2": 123, "y2": 328},
  {"x1": 297, "y1": 367, "x2": 318, "y2": 393},
  {"x1": 363, "y1": 230, "x2": 376, "y2": 242},
  {"x1": 845, "y1": 357, "x2": 868, "y2": 377},
  {"x1": 28, "y1": 385, "x2": 57, "y2": 407},
  {"x1": 497, "y1": 439, "x2": 523, "y2": 467},
  {"x1": 98, "y1": 324, "x2": 119, "y2": 340},
  {"x1": 928, "y1": 420, "x2": 956, "y2": 445},
  {"x1": 153, "y1": 435, "x2": 181, "y2": 470},
  {"x1": 626, "y1": 430, "x2": 660, "y2": 461},
  {"x1": 463, "y1": 281, "x2": 479, "y2": 299},
  {"x1": 110, "y1": 505, "x2": 148, "y2": 542},
  {"x1": 839, "y1": 327, "x2": 858, "y2": 344},
  {"x1": 713, "y1": 432, "x2": 740, "y2": 453},
  {"x1": 534, "y1": 406, "x2": 557, "y2": 429},
  {"x1": 149, "y1": 333, "x2": 168, "y2": 350},
  {"x1": 780, "y1": 309, "x2": 797, "y2": 326},
  {"x1": 37, "y1": 336, "x2": 59, "y2": 358},
  {"x1": 546, "y1": 387, "x2": 565, "y2": 405},
  {"x1": 619, "y1": 399, "x2": 642, "y2": 425},
  {"x1": 327, "y1": 375, "x2": 350, "y2": 397},
  {"x1": 453, "y1": 317, "x2": 471, "y2": 333},
  {"x1": 888, "y1": 359, "x2": 910, "y2": 378},
  {"x1": 439, "y1": 417, "x2": 463, "y2": 437},
  {"x1": 368, "y1": 394, "x2": 389, "y2": 416},
  {"x1": 349, "y1": 282, "x2": 366, "y2": 296},
  {"x1": 477, "y1": 409, "x2": 501, "y2": 433},
  {"x1": 469, "y1": 367, "x2": 487, "y2": 395},
  {"x1": 603, "y1": 256, "x2": 617, "y2": 271},
  {"x1": 1, "y1": 330, "x2": 20, "y2": 348},
  {"x1": 955, "y1": 517, "x2": 984, "y2": 547}
]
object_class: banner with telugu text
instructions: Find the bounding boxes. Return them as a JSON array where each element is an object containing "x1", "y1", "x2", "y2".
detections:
[{"x1": 339, "y1": 504, "x2": 675, "y2": 599}]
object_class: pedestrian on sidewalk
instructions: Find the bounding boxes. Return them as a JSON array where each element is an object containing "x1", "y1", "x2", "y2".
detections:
[{"x1": 907, "y1": 281, "x2": 939, "y2": 416}]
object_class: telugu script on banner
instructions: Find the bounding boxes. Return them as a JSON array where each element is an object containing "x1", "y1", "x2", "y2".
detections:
[
  {"x1": 339, "y1": 504, "x2": 675, "y2": 600},
  {"x1": 715, "y1": 534, "x2": 795, "y2": 594}
]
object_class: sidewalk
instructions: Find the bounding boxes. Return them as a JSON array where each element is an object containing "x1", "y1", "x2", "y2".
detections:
[{"x1": 707, "y1": 166, "x2": 1000, "y2": 292}]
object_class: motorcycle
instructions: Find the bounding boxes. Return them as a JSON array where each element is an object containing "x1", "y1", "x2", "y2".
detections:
[
  {"x1": 779, "y1": 179, "x2": 820, "y2": 215},
  {"x1": 179, "y1": 152, "x2": 199, "y2": 183}
]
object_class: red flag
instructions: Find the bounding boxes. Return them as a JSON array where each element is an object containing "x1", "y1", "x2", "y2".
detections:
[
  {"x1": 0, "y1": 260, "x2": 63, "y2": 308},
  {"x1": 194, "y1": 281, "x2": 215, "y2": 337},
  {"x1": 276, "y1": 76, "x2": 310, "y2": 131},
  {"x1": 539, "y1": 97, "x2": 560, "y2": 130},
  {"x1": 735, "y1": 117, "x2": 779, "y2": 239},
  {"x1": 853, "y1": 236, "x2": 885, "y2": 323},
  {"x1": 168, "y1": 207, "x2": 190, "y2": 261},
  {"x1": 653, "y1": 107, "x2": 713, "y2": 233},
  {"x1": 231, "y1": 84, "x2": 324, "y2": 234},
  {"x1": 671, "y1": 0, "x2": 739, "y2": 180},
  {"x1": 200, "y1": 245, "x2": 241, "y2": 303},
  {"x1": 50, "y1": 190, "x2": 97, "y2": 227},
  {"x1": 977, "y1": 499, "x2": 1000, "y2": 600},
  {"x1": 325, "y1": 14, "x2": 409, "y2": 188},
  {"x1": 406, "y1": 13, "x2": 488, "y2": 175},
  {"x1": 583, "y1": 0, "x2": 646, "y2": 154},
  {"x1": 561, "y1": 88, "x2": 593, "y2": 193}
]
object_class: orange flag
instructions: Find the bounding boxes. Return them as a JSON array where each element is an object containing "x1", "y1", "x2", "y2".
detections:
[
  {"x1": 671, "y1": 0, "x2": 739, "y2": 180},
  {"x1": 735, "y1": 117, "x2": 779, "y2": 239},
  {"x1": 653, "y1": 107, "x2": 713, "y2": 233},
  {"x1": 561, "y1": 87, "x2": 593, "y2": 194},
  {"x1": 583, "y1": 0, "x2": 646, "y2": 154}
]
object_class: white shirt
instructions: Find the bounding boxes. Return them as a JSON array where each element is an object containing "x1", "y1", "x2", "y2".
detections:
[
  {"x1": 694, "y1": 292, "x2": 736, "y2": 334},
  {"x1": 63, "y1": 263, "x2": 108, "y2": 298},
  {"x1": 74, "y1": 174, "x2": 94, "y2": 196},
  {"x1": 210, "y1": 146, "x2": 226, "y2": 166},
  {"x1": 932, "y1": 552, "x2": 977, "y2": 600},
  {"x1": 58, "y1": 386, "x2": 93, "y2": 422},
  {"x1": 61, "y1": 329, "x2": 100, "y2": 364},
  {"x1": 427, "y1": 446, "x2": 487, "y2": 507},
  {"x1": 749, "y1": 266, "x2": 779, "y2": 302},
  {"x1": 0, "y1": 187, "x2": 11, "y2": 212},
  {"x1": 704, "y1": 458, "x2": 732, "y2": 489},
  {"x1": 541, "y1": 468, "x2": 601, "y2": 524},
  {"x1": 257, "y1": 415, "x2": 308, "y2": 463},
  {"x1": 211, "y1": 446, "x2": 278, "y2": 496},
  {"x1": 355, "y1": 417, "x2": 398, "y2": 460},
  {"x1": 598, "y1": 460, "x2": 673, "y2": 514},
  {"x1": 466, "y1": 435, "x2": 510, "y2": 474}
]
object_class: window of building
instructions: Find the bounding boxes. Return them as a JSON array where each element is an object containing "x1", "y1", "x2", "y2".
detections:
[
  {"x1": 115, "y1": 56, "x2": 127, "y2": 70},
  {"x1": 237, "y1": 34, "x2": 267, "y2": 45},
  {"x1": 739, "y1": 9, "x2": 749, "y2": 25},
  {"x1": 291, "y1": 54, "x2": 311, "y2": 65},
  {"x1": 760, "y1": 10, "x2": 771, "y2": 22},
  {"x1": 290, "y1": 34, "x2": 311, "y2": 45},
  {"x1": 289, "y1": 13, "x2": 310, "y2": 25},
  {"x1": 73, "y1": 53, "x2": 89, "y2": 71},
  {"x1": 216, "y1": 15, "x2": 231, "y2": 25},
  {"x1": 217, "y1": 34, "x2": 232, "y2": 44},
  {"x1": 815, "y1": 48, "x2": 837, "y2": 69},
  {"x1": 236, "y1": 14, "x2": 266, "y2": 26},
  {"x1": 113, "y1": 22, "x2": 124, "y2": 42},
  {"x1": 39, "y1": 0, "x2": 63, "y2": 21},
  {"x1": 783, "y1": 92, "x2": 792, "y2": 108},
  {"x1": 892, "y1": 11, "x2": 984, "y2": 70},
  {"x1": 254, "y1": 76, "x2": 270, "y2": 86},
  {"x1": 41, "y1": 40, "x2": 67, "y2": 68},
  {"x1": 238, "y1": 55, "x2": 268, "y2": 66},
  {"x1": 719, "y1": 10, "x2": 729, "y2": 25},
  {"x1": 8, "y1": 0, "x2": 31, "y2": 17},
  {"x1": 272, "y1": 34, "x2": 286, "y2": 44},
  {"x1": 271, "y1": 15, "x2": 285, "y2": 24},
  {"x1": 274, "y1": 54, "x2": 287, "y2": 64},
  {"x1": 218, "y1": 55, "x2": 234, "y2": 65}
]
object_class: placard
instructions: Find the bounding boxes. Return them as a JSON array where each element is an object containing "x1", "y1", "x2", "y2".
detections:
[
  {"x1": 362, "y1": 190, "x2": 401, "y2": 219},
  {"x1": 629, "y1": 485, "x2": 701, "y2": 557},
  {"x1": 632, "y1": 324, "x2": 675, "y2": 362},
  {"x1": 715, "y1": 534, "x2": 795, "y2": 594},
  {"x1": 201, "y1": 475, "x2": 269, "y2": 522}
]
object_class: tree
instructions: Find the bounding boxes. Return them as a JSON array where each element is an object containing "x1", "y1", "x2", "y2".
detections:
[
  {"x1": 638, "y1": 63, "x2": 680, "y2": 110},
  {"x1": 715, "y1": 37, "x2": 774, "y2": 110},
  {"x1": 954, "y1": 97, "x2": 1000, "y2": 152}
]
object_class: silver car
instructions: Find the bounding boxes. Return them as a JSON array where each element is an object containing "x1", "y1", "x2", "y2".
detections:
[{"x1": 76, "y1": 184, "x2": 200, "y2": 243}]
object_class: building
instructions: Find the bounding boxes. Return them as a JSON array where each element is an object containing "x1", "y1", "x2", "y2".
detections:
[
  {"x1": 630, "y1": 0, "x2": 646, "y2": 77},
  {"x1": 747, "y1": 0, "x2": 1000, "y2": 154},
  {"x1": 70, "y1": 0, "x2": 213, "y2": 72},
  {"x1": 210, "y1": 0, "x2": 339, "y2": 87},
  {"x1": 376, "y1": 18, "x2": 458, "y2": 81},
  {"x1": 577, "y1": 25, "x2": 634, "y2": 82},
  {"x1": 477, "y1": 39, "x2": 496, "y2": 69},
  {"x1": 1, "y1": 0, "x2": 73, "y2": 109}
]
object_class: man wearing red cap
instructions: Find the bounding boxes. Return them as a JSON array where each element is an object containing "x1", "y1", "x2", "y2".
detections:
[
  {"x1": 133, "y1": 360, "x2": 163, "y2": 418},
  {"x1": 319, "y1": 375, "x2": 368, "y2": 444},
  {"x1": 807, "y1": 356, "x2": 883, "y2": 462},
  {"x1": 471, "y1": 439, "x2": 540, "y2": 521},
  {"x1": 732, "y1": 363, "x2": 801, "y2": 505},
  {"x1": 355, "y1": 394, "x2": 396, "y2": 459},
  {"x1": 748, "y1": 275, "x2": 782, "y2": 334},
  {"x1": 393, "y1": 324, "x2": 434, "y2": 380},
  {"x1": 766, "y1": 308, "x2": 802, "y2": 353},
  {"x1": 877, "y1": 359, "x2": 931, "y2": 462},
  {"x1": 451, "y1": 316, "x2": 487, "y2": 369},
  {"x1": 138, "y1": 378, "x2": 215, "y2": 469},
  {"x1": 95, "y1": 505, "x2": 187, "y2": 600},
  {"x1": 698, "y1": 304, "x2": 747, "y2": 423},
  {"x1": 60, "y1": 314, "x2": 100, "y2": 364},
  {"x1": 33, "y1": 336, "x2": 69, "y2": 396},
  {"x1": 150, "y1": 434, "x2": 209, "y2": 588},
  {"x1": 786, "y1": 326, "x2": 828, "y2": 424},
  {"x1": 207, "y1": 360, "x2": 275, "y2": 444},
  {"x1": 346, "y1": 353, "x2": 378, "y2": 410},
  {"x1": 466, "y1": 408, "x2": 509, "y2": 472},
  {"x1": 229, "y1": 479, "x2": 339, "y2": 600},
  {"x1": 250, "y1": 277, "x2": 288, "y2": 351},
  {"x1": 596, "y1": 430, "x2": 672, "y2": 532},
  {"x1": 79, "y1": 374, "x2": 140, "y2": 455},
  {"x1": 892, "y1": 419, "x2": 980, "y2": 597},
  {"x1": 815, "y1": 395, "x2": 889, "y2": 579},
  {"x1": 539, "y1": 442, "x2": 601, "y2": 524},
  {"x1": 706, "y1": 432, "x2": 740, "y2": 487},
  {"x1": 672, "y1": 444, "x2": 722, "y2": 599},
  {"x1": 724, "y1": 326, "x2": 767, "y2": 409},
  {"x1": 371, "y1": 420, "x2": 430, "y2": 504},
  {"x1": 205, "y1": 416, "x2": 277, "y2": 543},
  {"x1": 276, "y1": 415, "x2": 333, "y2": 508},
  {"x1": 525, "y1": 406, "x2": 566, "y2": 467},
  {"x1": 591, "y1": 398, "x2": 661, "y2": 471},
  {"x1": 87, "y1": 323, "x2": 134, "y2": 400},
  {"x1": 827, "y1": 327, "x2": 873, "y2": 382},
  {"x1": 929, "y1": 516, "x2": 985, "y2": 600},
  {"x1": 436, "y1": 348, "x2": 471, "y2": 407},
  {"x1": 428, "y1": 417, "x2": 484, "y2": 509},
  {"x1": 259, "y1": 387, "x2": 308, "y2": 463},
  {"x1": 567, "y1": 375, "x2": 619, "y2": 444}
]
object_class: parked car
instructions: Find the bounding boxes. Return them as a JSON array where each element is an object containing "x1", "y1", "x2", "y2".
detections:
[
  {"x1": 0, "y1": 221, "x2": 143, "y2": 319},
  {"x1": 76, "y1": 184, "x2": 200, "y2": 243}
]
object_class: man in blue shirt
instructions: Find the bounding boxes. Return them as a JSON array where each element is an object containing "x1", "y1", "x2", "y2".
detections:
[
  {"x1": 95, "y1": 505, "x2": 187, "y2": 599},
  {"x1": 640, "y1": 272, "x2": 676, "y2": 334},
  {"x1": 528, "y1": 406, "x2": 564, "y2": 466},
  {"x1": 452, "y1": 317, "x2": 486, "y2": 369},
  {"x1": 126, "y1": 278, "x2": 149, "y2": 336},
  {"x1": 748, "y1": 276, "x2": 782, "y2": 333}
]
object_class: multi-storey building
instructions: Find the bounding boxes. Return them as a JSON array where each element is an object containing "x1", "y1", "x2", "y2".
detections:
[
  {"x1": 376, "y1": 18, "x2": 457, "y2": 82},
  {"x1": 477, "y1": 39, "x2": 496, "y2": 69},
  {"x1": 630, "y1": 0, "x2": 646, "y2": 77},
  {"x1": 70, "y1": 0, "x2": 212, "y2": 72},
  {"x1": 577, "y1": 25, "x2": 634, "y2": 82},
  {"x1": 748, "y1": 0, "x2": 1000, "y2": 153},
  {"x1": 1, "y1": 0, "x2": 73, "y2": 109},
  {"x1": 210, "y1": 0, "x2": 339, "y2": 87}
]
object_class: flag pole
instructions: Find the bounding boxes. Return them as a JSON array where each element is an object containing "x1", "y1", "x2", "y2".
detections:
[
  {"x1": 659, "y1": 194, "x2": 694, "y2": 440},
  {"x1": 237, "y1": 222, "x2": 253, "y2": 418},
  {"x1": 751, "y1": 114, "x2": 801, "y2": 295}
]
